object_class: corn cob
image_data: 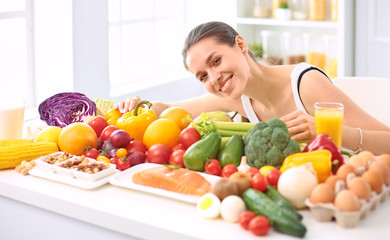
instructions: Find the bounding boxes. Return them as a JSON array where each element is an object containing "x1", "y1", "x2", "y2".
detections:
[{"x1": 0, "y1": 139, "x2": 59, "y2": 169}]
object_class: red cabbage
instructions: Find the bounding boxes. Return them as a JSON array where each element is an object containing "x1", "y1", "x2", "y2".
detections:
[{"x1": 38, "y1": 92, "x2": 96, "y2": 127}]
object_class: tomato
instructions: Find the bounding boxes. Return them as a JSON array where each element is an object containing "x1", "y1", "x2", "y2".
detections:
[
  {"x1": 248, "y1": 216, "x2": 271, "y2": 236},
  {"x1": 238, "y1": 210, "x2": 257, "y2": 230},
  {"x1": 267, "y1": 169, "x2": 281, "y2": 186},
  {"x1": 116, "y1": 148, "x2": 128, "y2": 158},
  {"x1": 205, "y1": 159, "x2": 221, "y2": 176},
  {"x1": 169, "y1": 149, "x2": 185, "y2": 168},
  {"x1": 97, "y1": 155, "x2": 111, "y2": 163},
  {"x1": 117, "y1": 157, "x2": 131, "y2": 171},
  {"x1": 251, "y1": 173, "x2": 268, "y2": 192},
  {"x1": 245, "y1": 166, "x2": 260, "y2": 177},
  {"x1": 88, "y1": 116, "x2": 108, "y2": 137},
  {"x1": 171, "y1": 143, "x2": 185, "y2": 152},
  {"x1": 84, "y1": 147, "x2": 99, "y2": 159},
  {"x1": 146, "y1": 144, "x2": 171, "y2": 164},
  {"x1": 221, "y1": 164, "x2": 238, "y2": 178},
  {"x1": 179, "y1": 127, "x2": 201, "y2": 149},
  {"x1": 110, "y1": 156, "x2": 119, "y2": 165},
  {"x1": 100, "y1": 125, "x2": 118, "y2": 143},
  {"x1": 126, "y1": 140, "x2": 147, "y2": 154}
]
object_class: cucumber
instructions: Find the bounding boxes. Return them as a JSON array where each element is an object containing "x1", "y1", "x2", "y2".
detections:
[
  {"x1": 243, "y1": 188, "x2": 306, "y2": 238},
  {"x1": 265, "y1": 185, "x2": 303, "y2": 221}
]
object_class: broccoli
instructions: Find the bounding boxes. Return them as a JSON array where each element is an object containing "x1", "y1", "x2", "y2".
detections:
[{"x1": 243, "y1": 119, "x2": 301, "y2": 169}]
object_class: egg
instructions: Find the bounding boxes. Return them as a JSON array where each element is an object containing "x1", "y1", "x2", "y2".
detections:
[
  {"x1": 347, "y1": 154, "x2": 366, "y2": 174},
  {"x1": 336, "y1": 164, "x2": 358, "y2": 181},
  {"x1": 377, "y1": 154, "x2": 390, "y2": 169},
  {"x1": 220, "y1": 195, "x2": 246, "y2": 222},
  {"x1": 334, "y1": 189, "x2": 361, "y2": 212},
  {"x1": 347, "y1": 176, "x2": 371, "y2": 202},
  {"x1": 369, "y1": 160, "x2": 390, "y2": 185},
  {"x1": 310, "y1": 183, "x2": 335, "y2": 204},
  {"x1": 362, "y1": 170, "x2": 383, "y2": 194},
  {"x1": 325, "y1": 175, "x2": 341, "y2": 190},
  {"x1": 196, "y1": 193, "x2": 221, "y2": 219},
  {"x1": 359, "y1": 151, "x2": 376, "y2": 168}
]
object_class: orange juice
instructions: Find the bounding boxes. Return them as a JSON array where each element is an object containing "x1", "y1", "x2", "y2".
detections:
[
  {"x1": 306, "y1": 52, "x2": 326, "y2": 70},
  {"x1": 314, "y1": 102, "x2": 343, "y2": 148},
  {"x1": 0, "y1": 99, "x2": 25, "y2": 139}
]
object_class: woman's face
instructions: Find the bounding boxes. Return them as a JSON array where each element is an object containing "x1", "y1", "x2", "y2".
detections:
[{"x1": 185, "y1": 37, "x2": 250, "y2": 100}]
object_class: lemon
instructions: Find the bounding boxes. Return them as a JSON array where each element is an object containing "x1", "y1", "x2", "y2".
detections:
[
  {"x1": 259, "y1": 165, "x2": 276, "y2": 177},
  {"x1": 35, "y1": 126, "x2": 63, "y2": 147}
]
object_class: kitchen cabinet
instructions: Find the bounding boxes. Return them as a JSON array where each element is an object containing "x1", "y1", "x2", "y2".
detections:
[{"x1": 235, "y1": 0, "x2": 353, "y2": 77}]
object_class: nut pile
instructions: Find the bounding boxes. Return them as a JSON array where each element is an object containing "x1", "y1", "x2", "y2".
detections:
[
  {"x1": 15, "y1": 160, "x2": 36, "y2": 175},
  {"x1": 78, "y1": 161, "x2": 110, "y2": 174},
  {"x1": 44, "y1": 152, "x2": 73, "y2": 164},
  {"x1": 58, "y1": 155, "x2": 90, "y2": 169}
]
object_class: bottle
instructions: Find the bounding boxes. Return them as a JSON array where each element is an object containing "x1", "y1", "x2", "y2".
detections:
[
  {"x1": 253, "y1": 0, "x2": 272, "y2": 18},
  {"x1": 324, "y1": 34, "x2": 338, "y2": 78},
  {"x1": 309, "y1": 0, "x2": 326, "y2": 21},
  {"x1": 289, "y1": 0, "x2": 308, "y2": 20},
  {"x1": 283, "y1": 32, "x2": 305, "y2": 65},
  {"x1": 261, "y1": 31, "x2": 283, "y2": 65},
  {"x1": 304, "y1": 33, "x2": 326, "y2": 70},
  {"x1": 331, "y1": 0, "x2": 338, "y2": 22}
]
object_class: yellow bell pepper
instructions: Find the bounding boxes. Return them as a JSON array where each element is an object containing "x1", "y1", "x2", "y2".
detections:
[
  {"x1": 105, "y1": 108, "x2": 123, "y2": 126},
  {"x1": 280, "y1": 149, "x2": 332, "y2": 183},
  {"x1": 116, "y1": 100, "x2": 157, "y2": 142}
]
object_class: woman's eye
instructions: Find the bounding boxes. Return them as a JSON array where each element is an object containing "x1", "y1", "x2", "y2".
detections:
[
  {"x1": 200, "y1": 73, "x2": 207, "y2": 81},
  {"x1": 213, "y1": 57, "x2": 221, "y2": 66}
]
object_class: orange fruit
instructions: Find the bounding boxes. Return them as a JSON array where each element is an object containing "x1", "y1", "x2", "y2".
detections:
[
  {"x1": 143, "y1": 119, "x2": 181, "y2": 149},
  {"x1": 159, "y1": 106, "x2": 191, "y2": 130},
  {"x1": 58, "y1": 122, "x2": 98, "y2": 155}
]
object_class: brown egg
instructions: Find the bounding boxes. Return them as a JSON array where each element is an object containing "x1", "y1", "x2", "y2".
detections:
[
  {"x1": 325, "y1": 175, "x2": 342, "y2": 190},
  {"x1": 347, "y1": 154, "x2": 366, "y2": 172},
  {"x1": 334, "y1": 189, "x2": 361, "y2": 212},
  {"x1": 310, "y1": 183, "x2": 335, "y2": 204},
  {"x1": 377, "y1": 154, "x2": 390, "y2": 169},
  {"x1": 369, "y1": 160, "x2": 390, "y2": 185},
  {"x1": 336, "y1": 164, "x2": 358, "y2": 181},
  {"x1": 359, "y1": 151, "x2": 376, "y2": 168},
  {"x1": 347, "y1": 177, "x2": 371, "y2": 202},
  {"x1": 362, "y1": 170, "x2": 383, "y2": 194}
]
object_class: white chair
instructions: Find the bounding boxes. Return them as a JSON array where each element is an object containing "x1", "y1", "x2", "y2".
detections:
[{"x1": 332, "y1": 76, "x2": 390, "y2": 127}]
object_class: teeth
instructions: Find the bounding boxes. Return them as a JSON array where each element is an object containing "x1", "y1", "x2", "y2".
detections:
[{"x1": 220, "y1": 79, "x2": 231, "y2": 92}]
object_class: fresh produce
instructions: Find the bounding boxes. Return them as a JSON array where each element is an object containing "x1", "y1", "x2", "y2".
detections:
[
  {"x1": 117, "y1": 157, "x2": 131, "y2": 171},
  {"x1": 35, "y1": 126, "x2": 62, "y2": 147},
  {"x1": 204, "y1": 159, "x2": 222, "y2": 176},
  {"x1": 58, "y1": 122, "x2": 98, "y2": 156},
  {"x1": 171, "y1": 143, "x2": 185, "y2": 152},
  {"x1": 303, "y1": 134, "x2": 344, "y2": 173},
  {"x1": 245, "y1": 167, "x2": 260, "y2": 177},
  {"x1": 248, "y1": 215, "x2": 271, "y2": 236},
  {"x1": 217, "y1": 134, "x2": 244, "y2": 167},
  {"x1": 93, "y1": 98, "x2": 114, "y2": 117},
  {"x1": 97, "y1": 155, "x2": 110, "y2": 163},
  {"x1": 109, "y1": 129, "x2": 132, "y2": 148},
  {"x1": 238, "y1": 210, "x2": 256, "y2": 230},
  {"x1": 277, "y1": 164, "x2": 318, "y2": 209},
  {"x1": 102, "y1": 141, "x2": 115, "y2": 156},
  {"x1": 213, "y1": 121, "x2": 255, "y2": 137},
  {"x1": 183, "y1": 132, "x2": 221, "y2": 172},
  {"x1": 221, "y1": 164, "x2": 238, "y2": 178},
  {"x1": 243, "y1": 119, "x2": 301, "y2": 169},
  {"x1": 251, "y1": 173, "x2": 268, "y2": 192},
  {"x1": 265, "y1": 185, "x2": 303, "y2": 221},
  {"x1": 243, "y1": 188, "x2": 307, "y2": 238},
  {"x1": 237, "y1": 156, "x2": 250, "y2": 173},
  {"x1": 229, "y1": 171, "x2": 252, "y2": 196},
  {"x1": 0, "y1": 139, "x2": 58, "y2": 170},
  {"x1": 100, "y1": 125, "x2": 118, "y2": 143},
  {"x1": 126, "y1": 151, "x2": 146, "y2": 166},
  {"x1": 146, "y1": 144, "x2": 171, "y2": 164},
  {"x1": 280, "y1": 149, "x2": 332, "y2": 183},
  {"x1": 259, "y1": 165, "x2": 276, "y2": 177},
  {"x1": 194, "y1": 111, "x2": 233, "y2": 122},
  {"x1": 266, "y1": 169, "x2": 281, "y2": 186},
  {"x1": 159, "y1": 106, "x2": 191, "y2": 130},
  {"x1": 38, "y1": 92, "x2": 96, "y2": 127},
  {"x1": 116, "y1": 100, "x2": 157, "y2": 142},
  {"x1": 115, "y1": 148, "x2": 127, "y2": 158},
  {"x1": 104, "y1": 108, "x2": 122, "y2": 126},
  {"x1": 87, "y1": 116, "x2": 108, "y2": 137},
  {"x1": 143, "y1": 119, "x2": 181, "y2": 149},
  {"x1": 179, "y1": 127, "x2": 201, "y2": 149},
  {"x1": 169, "y1": 149, "x2": 185, "y2": 168},
  {"x1": 196, "y1": 193, "x2": 221, "y2": 219},
  {"x1": 84, "y1": 147, "x2": 100, "y2": 159},
  {"x1": 211, "y1": 178, "x2": 239, "y2": 201},
  {"x1": 220, "y1": 195, "x2": 246, "y2": 222},
  {"x1": 126, "y1": 140, "x2": 147, "y2": 154}
]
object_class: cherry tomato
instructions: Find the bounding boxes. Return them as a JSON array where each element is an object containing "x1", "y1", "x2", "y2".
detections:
[
  {"x1": 251, "y1": 173, "x2": 268, "y2": 192},
  {"x1": 221, "y1": 164, "x2": 238, "y2": 178},
  {"x1": 117, "y1": 157, "x2": 131, "y2": 171},
  {"x1": 84, "y1": 147, "x2": 99, "y2": 159},
  {"x1": 249, "y1": 216, "x2": 271, "y2": 236},
  {"x1": 100, "y1": 125, "x2": 118, "y2": 143},
  {"x1": 126, "y1": 140, "x2": 147, "y2": 154},
  {"x1": 179, "y1": 127, "x2": 201, "y2": 149},
  {"x1": 88, "y1": 116, "x2": 108, "y2": 137},
  {"x1": 110, "y1": 156, "x2": 119, "y2": 165},
  {"x1": 97, "y1": 155, "x2": 111, "y2": 163},
  {"x1": 171, "y1": 143, "x2": 186, "y2": 152},
  {"x1": 205, "y1": 159, "x2": 221, "y2": 176},
  {"x1": 238, "y1": 210, "x2": 257, "y2": 230},
  {"x1": 116, "y1": 148, "x2": 128, "y2": 158},
  {"x1": 146, "y1": 144, "x2": 171, "y2": 164},
  {"x1": 245, "y1": 166, "x2": 260, "y2": 177},
  {"x1": 169, "y1": 149, "x2": 185, "y2": 168},
  {"x1": 267, "y1": 169, "x2": 281, "y2": 186}
]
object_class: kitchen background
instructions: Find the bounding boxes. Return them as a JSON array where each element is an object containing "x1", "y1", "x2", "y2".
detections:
[{"x1": 0, "y1": 0, "x2": 389, "y2": 121}]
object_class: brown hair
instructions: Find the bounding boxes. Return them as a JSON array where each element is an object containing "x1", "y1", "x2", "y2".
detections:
[{"x1": 182, "y1": 21, "x2": 255, "y2": 70}]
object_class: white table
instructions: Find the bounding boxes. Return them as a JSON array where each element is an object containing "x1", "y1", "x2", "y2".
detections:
[{"x1": 1, "y1": 169, "x2": 390, "y2": 240}]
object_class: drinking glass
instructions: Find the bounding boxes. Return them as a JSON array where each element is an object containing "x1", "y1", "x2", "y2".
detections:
[
  {"x1": 0, "y1": 98, "x2": 25, "y2": 139},
  {"x1": 314, "y1": 102, "x2": 344, "y2": 148}
]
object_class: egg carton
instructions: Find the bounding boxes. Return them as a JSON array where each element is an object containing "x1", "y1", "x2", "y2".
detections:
[{"x1": 305, "y1": 184, "x2": 390, "y2": 228}]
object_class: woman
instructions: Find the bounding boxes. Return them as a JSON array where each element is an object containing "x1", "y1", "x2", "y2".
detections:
[{"x1": 117, "y1": 21, "x2": 390, "y2": 155}]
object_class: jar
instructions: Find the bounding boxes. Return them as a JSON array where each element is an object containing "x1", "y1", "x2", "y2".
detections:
[
  {"x1": 309, "y1": 0, "x2": 326, "y2": 21},
  {"x1": 282, "y1": 32, "x2": 305, "y2": 65},
  {"x1": 289, "y1": 0, "x2": 308, "y2": 20},
  {"x1": 304, "y1": 33, "x2": 326, "y2": 70},
  {"x1": 253, "y1": 0, "x2": 272, "y2": 18},
  {"x1": 261, "y1": 31, "x2": 283, "y2": 65},
  {"x1": 272, "y1": 0, "x2": 288, "y2": 18},
  {"x1": 324, "y1": 34, "x2": 338, "y2": 78},
  {"x1": 331, "y1": 0, "x2": 338, "y2": 22}
]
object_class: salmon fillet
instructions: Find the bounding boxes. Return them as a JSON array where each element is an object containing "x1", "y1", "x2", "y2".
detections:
[{"x1": 132, "y1": 165, "x2": 211, "y2": 196}]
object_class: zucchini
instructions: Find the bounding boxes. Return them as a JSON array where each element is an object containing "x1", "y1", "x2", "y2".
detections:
[
  {"x1": 265, "y1": 185, "x2": 303, "y2": 221},
  {"x1": 243, "y1": 188, "x2": 306, "y2": 238}
]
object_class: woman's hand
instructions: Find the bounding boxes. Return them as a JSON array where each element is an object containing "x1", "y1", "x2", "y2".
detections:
[
  {"x1": 115, "y1": 96, "x2": 142, "y2": 113},
  {"x1": 280, "y1": 110, "x2": 316, "y2": 142}
]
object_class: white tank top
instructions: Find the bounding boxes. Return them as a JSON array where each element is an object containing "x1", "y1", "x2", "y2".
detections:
[{"x1": 241, "y1": 63, "x2": 330, "y2": 122}]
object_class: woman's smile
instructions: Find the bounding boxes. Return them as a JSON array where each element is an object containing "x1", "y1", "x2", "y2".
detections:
[{"x1": 219, "y1": 75, "x2": 233, "y2": 93}]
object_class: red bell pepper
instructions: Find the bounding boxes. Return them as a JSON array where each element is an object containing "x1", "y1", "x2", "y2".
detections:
[{"x1": 303, "y1": 134, "x2": 344, "y2": 174}]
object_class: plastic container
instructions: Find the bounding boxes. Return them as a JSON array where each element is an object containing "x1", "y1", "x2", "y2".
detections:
[
  {"x1": 289, "y1": 0, "x2": 308, "y2": 20},
  {"x1": 272, "y1": 0, "x2": 288, "y2": 18},
  {"x1": 73, "y1": 162, "x2": 116, "y2": 181},
  {"x1": 304, "y1": 33, "x2": 326, "y2": 70},
  {"x1": 282, "y1": 32, "x2": 306, "y2": 64},
  {"x1": 253, "y1": 0, "x2": 272, "y2": 18},
  {"x1": 35, "y1": 152, "x2": 74, "y2": 172},
  {"x1": 309, "y1": 0, "x2": 326, "y2": 21},
  {"x1": 261, "y1": 31, "x2": 283, "y2": 65},
  {"x1": 324, "y1": 34, "x2": 338, "y2": 79}
]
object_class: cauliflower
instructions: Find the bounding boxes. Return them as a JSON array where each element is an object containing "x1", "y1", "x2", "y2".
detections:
[{"x1": 243, "y1": 119, "x2": 301, "y2": 169}]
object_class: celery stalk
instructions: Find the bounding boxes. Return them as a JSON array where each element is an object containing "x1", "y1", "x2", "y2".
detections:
[
  {"x1": 217, "y1": 129, "x2": 248, "y2": 137},
  {"x1": 214, "y1": 121, "x2": 256, "y2": 131}
]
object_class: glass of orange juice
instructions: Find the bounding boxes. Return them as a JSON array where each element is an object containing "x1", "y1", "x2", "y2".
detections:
[
  {"x1": 314, "y1": 102, "x2": 344, "y2": 148},
  {"x1": 0, "y1": 98, "x2": 25, "y2": 139}
]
